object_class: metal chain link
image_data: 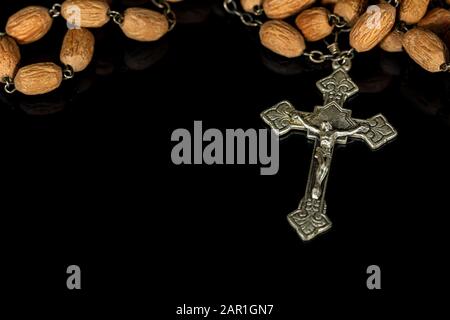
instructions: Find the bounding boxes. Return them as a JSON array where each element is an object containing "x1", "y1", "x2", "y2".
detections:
[
  {"x1": 387, "y1": 0, "x2": 400, "y2": 8},
  {"x1": 223, "y1": 0, "x2": 262, "y2": 27},
  {"x1": 108, "y1": 10, "x2": 124, "y2": 25},
  {"x1": 63, "y1": 65, "x2": 75, "y2": 80},
  {"x1": 3, "y1": 77, "x2": 16, "y2": 94},
  {"x1": 49, "y1": 3, "x2": 61, "y2": 18},
  {"x1": 152, "y1": 0, "x2": 177, "y2": 31},
  {"x1": 440, "y1": 63, "x2": 450, "y2": 72}
]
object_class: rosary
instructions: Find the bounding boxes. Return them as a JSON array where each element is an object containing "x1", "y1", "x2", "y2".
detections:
[
  {"x1": 225, "y1": 0, "x2": 450, "y2": 241},
  {"x1": 0, "y1": 0, "x2": 177, "y2": 95}
]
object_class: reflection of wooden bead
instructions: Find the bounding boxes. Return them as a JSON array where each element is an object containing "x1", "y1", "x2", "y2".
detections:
[
  {"x1": 0, "y1": 36, "x2": 21, "y2": 83},
  {"x1": 260, "y1": 20, "x2": 305, "y2": 58},
  {"x1": 61, "y1": 0, "x2": 110, "y2": 28},
  {"x1": 6, "y1": 6, "x2": 53, "y2": 44},
  {"x1": 15, "y1": 63, "x2": 63, "y2": 95},
  {"x1": 121, "y1": 8, "x2": 169, "y2": 42},
  {"x1": 403, "y1": 28, "x2": 449, "y2": 73},
  {"x1": 60, "y1": 28, "x2": 95, "y2": 72},
  {"x1": 295, "y1": 7, "x2": 333, "y2": 42}
]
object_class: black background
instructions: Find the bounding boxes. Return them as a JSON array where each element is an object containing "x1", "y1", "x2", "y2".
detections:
[{"x1": 1, "y1": 0, "x2": 449, "y2": 317}]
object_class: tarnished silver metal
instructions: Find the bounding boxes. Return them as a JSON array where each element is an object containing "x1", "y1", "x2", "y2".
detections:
[
  {"x1": 0, "y1": 31, "x2": 5, "y2": 37},
  {"x1": 49, "y1": 3, "x2": 62, "y2": 18},
  {"x1": 108, "y1": 10, "x2": 124, "y2": 25},
  {"x1": 3, "y1": 77, "x2": 16, "y2": 94},
  {"x1": 261, "y1": 68, "x2": 397, "y2": 241},
  {"x1": 387, "y1": 0, "x2": 400, "y2": 8},
  {"x1": 63, "y1": 65, "x2": 74, "y2": 80},
  {"x1": 328, "y1": 13, "x2": 347, "y2": 29},
  {"x1": 223, "y1": 0, "x2": 263, "y2": 27},
  {"x1": 440, "y1": 63, "x2": 450, "y2": 72},
  {"x1": 152, "y1": 0, "x2": 177, "y2": 31}
]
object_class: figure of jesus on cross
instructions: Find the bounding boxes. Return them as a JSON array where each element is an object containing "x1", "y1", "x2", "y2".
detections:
[{"x1": 261, "y1": 67, "x2": 397, "y2": 241}]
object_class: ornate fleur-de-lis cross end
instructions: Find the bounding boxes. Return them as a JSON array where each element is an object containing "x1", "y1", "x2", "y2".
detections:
[{"x1": 261, "y1": 67, "x2": 397, "y2": 241}]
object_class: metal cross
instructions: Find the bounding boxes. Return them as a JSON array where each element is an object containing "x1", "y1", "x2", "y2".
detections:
[{"x1": 261, "y1": 67, "x2": 397, "y2": 241}]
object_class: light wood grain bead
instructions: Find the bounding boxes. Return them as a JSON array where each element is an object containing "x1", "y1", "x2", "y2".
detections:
[
  {"x1": 121, "y1": 8, "x2": 169, "y2": 42},
  {"x1": 380, "y1": 30, "x2": 403, "y2": 52},
  {"x1": 350, "y1": 3, "x2": 396, "y2": 52},
  {"x1": 399, "y1": 0, "x2": 430, "y2": 25},
  {"x1": 259, "y1": 20, "x2": 305, "y2": 58},
  {"x1": 263, "y1": 0, "x2": 316, "y2": 19},
  {"x1": 6, "y1": 6, "x2": 53, "y2": 45},
  {"x1": 418, "y1": 8, "x2": 450, "y2": 37},
  {"x1": 295, "y1": 7, "x2": 333, "y2": 42},
  {"x1": 241, "y1": 0, "x2": 263, "y2": 13},
  {"x1": 402, "y1": 28, "x2": 449, "y2": 73},
  {"x1": 60, "y1": 28, "x2": 95, "y2": 72},
  {"x1": 0, "y1": 36, "x2": 21, "y2": 83},
  {"x1": 333, "y1": 0, "x2": 367, "y2": 26},
  {"x1": 61, "y1": 0, "x2": 110, "y2": 28},
  {"x1": 15, "y1": 63, "x2": 63, "y2": 95}
]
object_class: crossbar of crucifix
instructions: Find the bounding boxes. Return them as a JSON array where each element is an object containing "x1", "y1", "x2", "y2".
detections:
[{"x1": 261, "y1": 67, "x2": 397, "y2": 241}]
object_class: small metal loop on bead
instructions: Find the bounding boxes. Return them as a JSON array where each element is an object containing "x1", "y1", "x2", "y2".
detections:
[
  {"x1": 152, "y1": 0, "x2": 177, "y2": 31},
  {"x1": 440, "y1": 63, "x2": 450, "y2": 72},
  {"x1": 108, "y1": 10, "x2": 124, "y2": 25},
  {"x1": 49, "y1": 3, "x2": 62, "y2": 18},
  {"x1": 3, "y1": 77, "x2": 16, "y2": 94},
  {"x1": 253, "y1": 5, "x2": 264, "y2": 16},
  {"x1": 387, "y1": 0, "x2": 400, "y2": 8},
  {"x1": 63, "y1": 65, "x2": 75, "y2": 80},
  {"x1": 328, "y1": 13, "x2": 348, "y2": 29},
  {"x1": 0, "y1": 31, "x2": 5, "y2": 37},
  {"x1": 223, "y1": 0, "x2": 262, "y2": 27},
  {"x1": 396, "y1": 21, "x2": 410, "y2": 34}
]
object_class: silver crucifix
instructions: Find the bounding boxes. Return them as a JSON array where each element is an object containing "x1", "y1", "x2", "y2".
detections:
[{"x1": 261, "y1": 66, "x2": 397, "y2": 241}]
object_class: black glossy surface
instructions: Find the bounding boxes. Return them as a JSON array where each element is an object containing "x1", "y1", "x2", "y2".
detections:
[{"x1": 1, "y1": 0, "x2": 449, "y2": 316}]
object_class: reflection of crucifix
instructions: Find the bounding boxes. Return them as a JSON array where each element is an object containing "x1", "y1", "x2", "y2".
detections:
[{"x1": 261, "y1": 67, "x2": 397, "y2": 241}]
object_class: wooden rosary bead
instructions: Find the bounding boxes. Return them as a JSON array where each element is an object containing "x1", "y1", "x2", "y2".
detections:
[
  {"x1": 120, "y1": 8, "x2": 169, "y2": 42},
  {"x1": 418, "y1": 8, "x2": 450, "y2": 37},
  {"x1": 14, "y1": 63, "x2": 63, "y2": 95},
  {"x1": 333, "y1": 0, "x2": 367, "y2": 26},
  {"x1": 240, "y1": 0, "x2": 263, "y2": 13},
  {"x1": 402, "y1": 27, "x2": 449, "y2": 73},
  {"x1": 350, "y1": 3, "x2": 396, "y2": 52},
  {"x1": 5, "y1": 6, "x2": 53, "y2": 45},
  {"x1": 259, "y1": 20, "x2": 305, "y2": 58},
  {"x1": 379, "y1": 30, "x2": 403, "y2": 53},
  {"x1": 263, "y1": 0, "x2": 315, "y2": 19},
  {"x1": 0, "y1": 36, "x2": 21, "y2": 83},
  {"x1": 399, "y1": 0, "x2": 430, "y2": 25},
  {"x1": 61, "y1": 0, "x2": 110, "y2": 28},
  {"x1": 295, "y1": 7, "x2": 333, "y2": 42},
  {"x1": 60, "y1": 28, "x2": 95, "y2": 72}
]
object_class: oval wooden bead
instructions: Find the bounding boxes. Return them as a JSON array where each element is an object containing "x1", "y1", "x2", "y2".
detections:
[
  {"x1": 6, "y1": 6, "x2": 53, "y2": 45},
  {"x1": 350, "y1": 3, "x2": 396, "y2": 52},
  {"x1": 61, "y1": 0, "x2": 110, "y2": 28},
  {"x1": 241, "y1": 0, "x2": 263, "y2": 13},
  {"x1": 259, "y1": 20, "x2": 305, "y2": 58},
  {"x1": 295, "y1": 7, "x2": 333, "y2": 42},
  {"x1": 333, "y1": 0, "x2": 367, "y2": 26},
  {"x1": 0, "y1": 36, "x2": 21, "y2": 83},
  {"x1": 418, "y1": 8, "x2": 450, "y2": 36},
  {"x1": 402, "y1": 28, "x2": 449, "y2": 73},
  {"x1": 263, "y1": 0, "x2": 315, "y2": 19},
  {"x1": 379, "y1": 30, "x2": 403, "y2": 52},
  {"x1": 121, "y1": 8, "x2": 169, "y2": 42},
  {"x1": 15, "y1": 63, "x2": 63, "y2": 95},
  {"x1": 399, "y1": 0, "x2": 430, "y2": 25},
  {"x1": 60, "y1": 28, "x2": 95, "y2": 72}
]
